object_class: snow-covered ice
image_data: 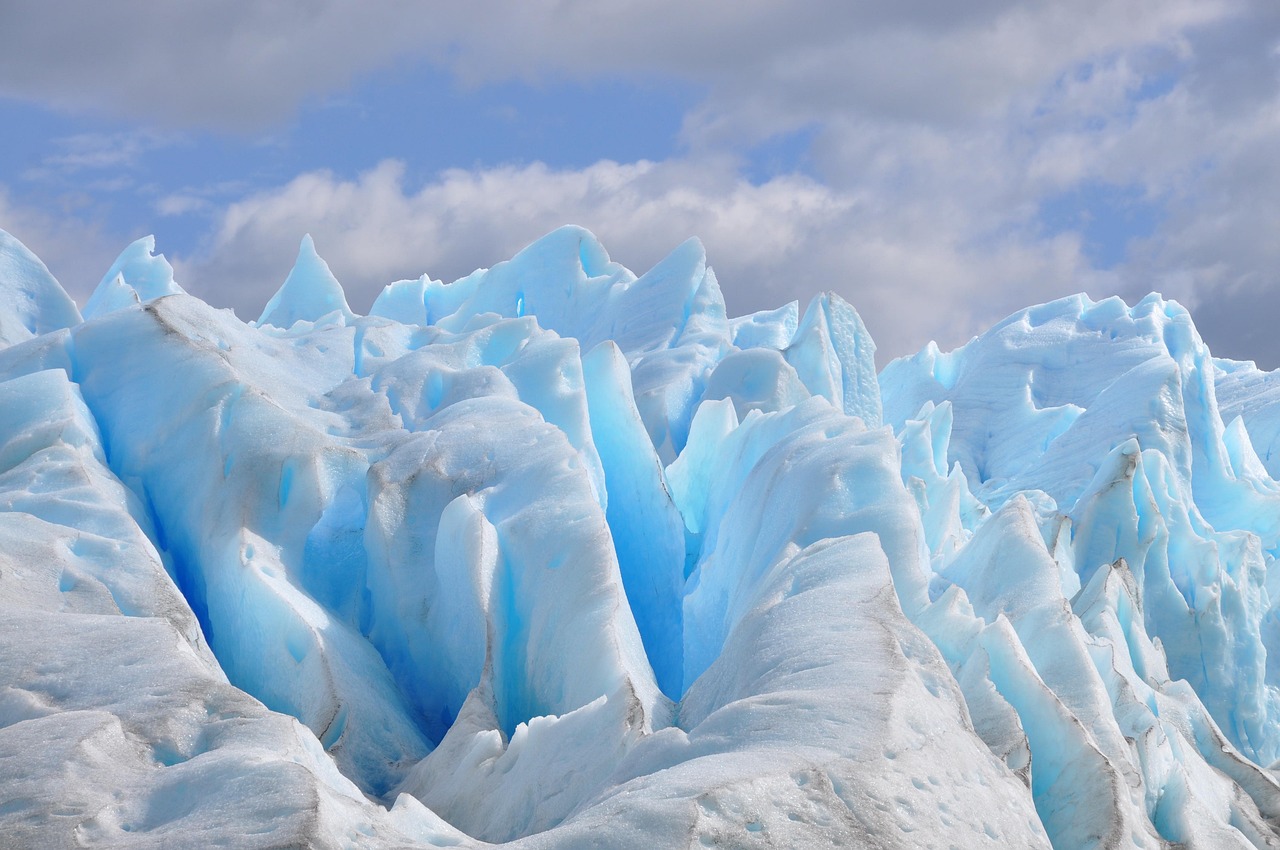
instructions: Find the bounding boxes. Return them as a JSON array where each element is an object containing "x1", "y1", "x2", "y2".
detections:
[{"x1": 2, "y1": 225, "x2": 1280, "y2": 848}]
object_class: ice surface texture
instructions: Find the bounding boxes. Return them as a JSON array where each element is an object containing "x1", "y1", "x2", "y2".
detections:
[{"x1": 1, "y1": 225, "x2": 1279, "y2": 848}]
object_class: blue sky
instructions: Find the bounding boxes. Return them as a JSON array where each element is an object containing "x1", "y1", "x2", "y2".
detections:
[{"x1": 2, "y1": 1, "x2": 1279, "y2": 365}]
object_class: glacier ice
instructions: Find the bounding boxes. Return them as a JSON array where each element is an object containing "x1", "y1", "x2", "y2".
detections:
[
  {"x1": 0, "y1": 230, "x2": 80, "y2": 347},
  {"x1": 258, "y1": 234, "x2": 357, "y2": 329},
  {"x1": 81, "y1": 235, "x2": 185, "y2": 320},
  {"x1": 2, "y1": 225, "x2": 1280, "y2": 849}
]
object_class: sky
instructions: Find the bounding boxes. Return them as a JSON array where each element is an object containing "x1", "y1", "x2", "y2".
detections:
[{"x1": 1, "y1": 1, "x2": 1279, "y2": 366}]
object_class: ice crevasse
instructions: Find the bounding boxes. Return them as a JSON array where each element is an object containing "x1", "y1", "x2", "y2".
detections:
[{"x1": 1, "y1": 225, "x2": 1279, "y2": 848}]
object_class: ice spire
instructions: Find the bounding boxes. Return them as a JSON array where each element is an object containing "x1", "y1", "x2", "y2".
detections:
[
  {"x1": 257, "y1": 234, "x2": 355, "y2": 329},
  {"x1": 82, "y1": 235, "x2": 184, "y2": 320}
]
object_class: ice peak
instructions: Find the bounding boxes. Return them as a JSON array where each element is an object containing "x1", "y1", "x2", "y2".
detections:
[
  {"x1": 0, "y1": 228, "x2": 82, "y2": 347},
  {"x1": 785, "y1": 291, "x2": 882, "y2": 426},
  {"x1": 82, "y1": 235, "x2": 184, "y2": 320},
  {"x1": 257, "y1": 234, "x2": 356, "y2": 329}
]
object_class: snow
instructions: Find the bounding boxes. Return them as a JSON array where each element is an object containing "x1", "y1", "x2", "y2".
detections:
[{"x1": 2, "y1": 225, "x2": 1280, "y2": 848}]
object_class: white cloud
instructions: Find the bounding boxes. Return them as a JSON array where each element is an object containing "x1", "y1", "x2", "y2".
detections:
[
  {"x1": 156, "y1": 194, "x2": 212, "y2": 217},
  {"x1": 40, "y1": 130, "x2": 176, "y2": 173}
]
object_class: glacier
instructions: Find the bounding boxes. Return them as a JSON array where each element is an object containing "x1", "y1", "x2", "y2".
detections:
[{"x1": 1, "y1": 224, "x2": 1280, "y2": 849}]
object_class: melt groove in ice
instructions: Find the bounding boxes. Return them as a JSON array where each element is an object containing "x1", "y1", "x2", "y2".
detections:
[{"x1": 2, "y1": 224, "x2": 1280, "y2": 848}]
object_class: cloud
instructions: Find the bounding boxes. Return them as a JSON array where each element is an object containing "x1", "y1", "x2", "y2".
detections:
[
  {"x1": 1115, "y1": 91, "x2": 1280, "y2": 364},
  {"x1": 41, "y1": 130, "x2": 175, "y2": 173},
  {"x1": 0, "y1": 187, "x2": 124, "y2": 303},
  {"x1": 21, "y1": 130, "x2": 178, "y2": 189},
  {"x1": 155, "y1": 194, "x2": 212, "y2": 217},
  {"x1": 0, "y1": 0, "x2": 1240, "y2": 137},
  {"x1": 0, "y1": 1, "x2": 432, "y2": 129}
]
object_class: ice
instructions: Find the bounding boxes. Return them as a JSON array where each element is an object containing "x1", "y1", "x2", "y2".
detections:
[
  {"x1": 70, "y1": 298, "x2": 432, "y2": 796},
  {"x1": 729, "y1": 300, "x2": 799, "y2": 351},
  {"x1": 3, "y1": 224, "x2": 1280, "y2": 847},
  {"x1": 371, "y1": 275, "x2": 433, "y2": 326},
  {"x1": 1215, "y1": 356, "x2": 1280, "y2": 478},
  {"x1": 581, "y1": 341, "x2": 687, "y2": 698},
  {"x1": 0, "y1": 230, "x2": 81, "y2": 347},
  {"x1": 785, "y1": 292, "x2": 882, "y2": 427},
  {"x1": 419, "y1": 226, "x2": 735, "y2": 462},
  {"x1": 887, "y1": 292, "x2": 1280, "y2": 845},
  {"x1": 677, "y1": 399, "x2": 931, "y2": 687},
  {"x1": 82, "y1": 235, "x2": 185, "y2": 319},
  {"x1": 0, "y1": 360, "x2": 442, "y2": 848},
  {"x1": 894, "y1": 400, "x2": 987, "y2": 568},
  {"x1": 258, "y1": 234, "x2": 357, "y2": 329},
  {"x1": 526, "y1": 533, "x2": 1050, "y2": 848}
]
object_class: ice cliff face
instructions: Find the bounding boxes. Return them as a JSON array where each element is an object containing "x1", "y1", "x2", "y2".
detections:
[{"x1": 1, "y1": 225, "x2": 1279, "y2": 849}]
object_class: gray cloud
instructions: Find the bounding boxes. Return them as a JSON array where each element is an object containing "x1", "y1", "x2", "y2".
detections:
[
  {"x1": 0, "y1": 1, "x2": 429, "y2": 128},
  {"x1": 0, "y1": 0, "x2": 1240, "y2": 134}
]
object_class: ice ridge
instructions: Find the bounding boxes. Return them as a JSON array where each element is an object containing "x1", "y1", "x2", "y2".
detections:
[{"x1": 1, "y1": 225, "x2": 1279, "y2": 848}]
